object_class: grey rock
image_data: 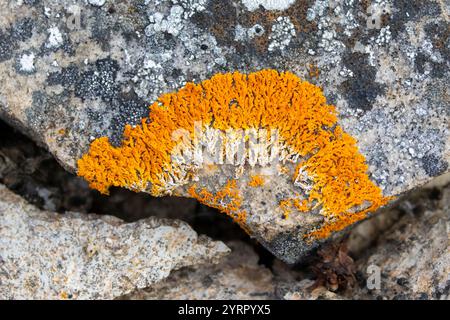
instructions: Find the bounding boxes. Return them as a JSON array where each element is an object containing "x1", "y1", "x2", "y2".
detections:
[
  {"x1": 352, "y1": 183, "x2": 450, "y2": 300},
  {"x1": 0, "y1": 184, "x2": 230, "y2": 299},
  {"x1": 125, "y1": 182, "x2": 450, "y2": 300},
  {"x1": 122, "y1": 241, "x2": 275, "y2": 300},
  {"x1": 0, "y1": 0, "x2": 448, "y2": 263}
]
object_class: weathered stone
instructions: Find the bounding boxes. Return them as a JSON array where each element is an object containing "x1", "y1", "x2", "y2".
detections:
[
  {"x1": 352, "y1": 182, "x2": 450, "y2": 300},
  {"x1": 124, "y1": 182, "x2": 450, "y2": 300},
  {"x1": 0, "y1": 0, "x2": 448, "y2": 263},
  {"x1": 123, "y1": 241, "x2": 275, "y2": 300},
  {"x1": 0, "y1": 184, "x2": 230, "y2": 299}
]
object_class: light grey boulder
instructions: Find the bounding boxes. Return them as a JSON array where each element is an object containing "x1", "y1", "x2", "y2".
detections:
[{"x1": 0, "y1": 184, "x2": 229, "y2": 299}]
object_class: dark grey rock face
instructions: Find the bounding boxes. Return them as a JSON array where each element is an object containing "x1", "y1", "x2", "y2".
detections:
[{"x1": 0, "y1": 0, "x2": 448, "y2": 263}]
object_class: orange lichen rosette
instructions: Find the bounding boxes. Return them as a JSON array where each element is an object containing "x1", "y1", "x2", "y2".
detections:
[{"x1": 78, "y1": 70, "x2": 391, "y2": 240}]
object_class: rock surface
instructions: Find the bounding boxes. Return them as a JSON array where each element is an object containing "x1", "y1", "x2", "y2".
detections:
[
  {"x1": 123, "y1": 241, "x2": 275, "y2": 299},
  {"x1": 352, "y1": 181, "x2": 450, "y2": 299},
  {"x1": 0, "y1": 0, "x2": 448, "y2": 263},
  {"x1": 125, "y1": 181, "x2": 450, "y2": 300},
  {"x1": 0, "y1": 184, "x2": 230, "y2": 299},
  {"x1": 278, "y1": 180, "x2": 450, "y2": 300}
]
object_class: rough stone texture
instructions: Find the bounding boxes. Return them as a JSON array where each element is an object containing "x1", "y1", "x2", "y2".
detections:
[
  {"x1": 352, "y1": 182, "x2": 450, "y2": 300},
  {"x1": 125, "y1": 181, "x2": 450, "y2": 300},
  {"x1": 123, "y1": 241, "x2": 275, "y2": 299},
  {"x1": 0, "y1": 184, "x2": 230, "y2": 299},
  {"x1": 280, "y1": 181, "x2": 450, "y2": 300},
  {"x1": 0, "y1": 0, "x2": 448, "y2": 263}
]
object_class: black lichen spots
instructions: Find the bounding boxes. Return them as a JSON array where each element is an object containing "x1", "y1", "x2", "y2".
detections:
[
  {"x1": 424, "y1": 21, "x2": 450, "y2": 57},
  {"x1": 414, "y1": 52, "x2": 446, "y2": 79},
  {"x1": 47, "y1": 64, "x2": 80, "y2": 87},
  {"x1": 23, "y1": 0, "x2": 40, "y2": 5},
  {"x1": 0, "y1": 31, "x2": 15, "y2": 63},
  {"x1": 90, "y1": 9, "x2": 118, "y2": 51},
  {"x1": 340, "y1": 52, "x2": 386, "y2": 111},
  {"x1": 11, "y1": 18, "x2": 34, "y2": 42},
  {"x1": 421, "y1": 154, "x2": 448, "y2": 177},
  {"x1": 414, "y1": 52, "x2": 428, "y2": 75},
  {"x1": 0, "y1": 18, "x2": 34, "y2": 63},
  {"x1": 389, "y1": 0, "x2": 441, "y2": 38},
  {"x1": 146, "y1": 32, "x2": 177, "y2": 53},
  {"x1": 417, "y1": 21, "x2": 450, "y2": 79},
  {"x1": 61, "y1": 37, "x2": 76, "y2": 56},
  {"x1": 267, "y1": 231, "x2": 318, "y2": 265},
  {"x1": 193, "y1": 0, "x2": 268, "y2": 61},
  {"x1": 191, "y1": 0, "x2": 237, "y2": 47},
  {"x1": 108, "y1": 90, "x2": 149, "y2": 146},
  {"x1": 75, "y1": 58, "x2": 120, "y2": 102}
]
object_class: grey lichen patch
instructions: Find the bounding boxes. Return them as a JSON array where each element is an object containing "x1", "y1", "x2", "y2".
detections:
[
  {"x1": 0, "y1": 18, "x2": 34, "y2": 62},
  {"x1": 234, "y1": 24, "x2": 265, "y2": 42},
  {"x1": 241, "y1": 0, "x2": 296, "y2": 12},
  {"x1": 27, "y1": 90, "x2": 70, "y2": 135},
  {"x1": 265, "y1": 231, "x2": 318, "y2": 265},
  {"x1": 388, "y1": 0, "x2": 442, "y2": 38},
  {"x1": 108, "y1": 90, "x2": 149, "y2": 146},
  {"x1": 46, "y1": 64, "x2": 80, "y2": 86},
  {"x1": 15, "y1": 50, "x2": 36, "y2": 74},
  {"x1": 421, "y1": 154, "x2": 449, "y2": 177},
  {"x1": 268, "y1": 16, "x2": 296, "y2": 52},
  {"x1": 417, "y1": 20, "x2": 450, "y2": 78},
  {"x1": 43, "y1": 57, "x2": 148, "y2": 146},
  {"x1": 88, "y1": 0, "x2": 106, "y2": 7}
]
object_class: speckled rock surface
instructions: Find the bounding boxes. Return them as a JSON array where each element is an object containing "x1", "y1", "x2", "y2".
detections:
[
  {"x1": 123, "y1": 241, "x2": 275, "y2": 299},
  {"x1": 352, "y1": 182, "x2": 450, "y2": 300},
  {"x1": 0, "y1": 0, "x2": 448, "y2": 263},
  {"x1": 0, "y1": 184, "x2": 230, "y2": 299},
  {"x1": 121, "y1": 182, "x2": 450, "y2": 300}
]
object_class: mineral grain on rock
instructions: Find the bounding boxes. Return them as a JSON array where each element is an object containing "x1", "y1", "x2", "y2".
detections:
[
  {"x1": 0, "y1": 184, "x2": 230, "y2": 299},
  {"x1": 0, "y1": 0, "x2": 448, "y2": 263}
]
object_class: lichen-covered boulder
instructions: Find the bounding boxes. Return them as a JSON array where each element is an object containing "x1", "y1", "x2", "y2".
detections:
[
  {"x1": 0, "y1": 184, "x2": 229, "y2": 299},
  {"x1": 0, "y1": 0, "x2": 448, "y2": 263}
]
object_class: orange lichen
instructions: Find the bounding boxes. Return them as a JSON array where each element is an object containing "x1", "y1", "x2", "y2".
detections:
[
  {"x1": 248, "y1": 175, "x2": 265, "y2": 187},
  {"x1": 308, "y1": 63, "x2": 320, "y2": 79},
  {"x1": 77, "y1": 69, "x2": 391, "y2": 240},
  {"x1": 78, "y1": 70, "x2": 337, "y2": 194},
  {"x1": 300, "y1": 127, "x2": 393, "y2": 240},
  {"x1": 279, "y1": 196, "x2": 309, "y2": 219},
  {"x1": 188, "y1": 180, "x2": 247, "y2": 228}
]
